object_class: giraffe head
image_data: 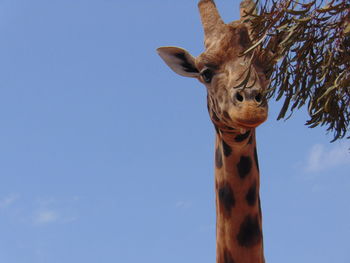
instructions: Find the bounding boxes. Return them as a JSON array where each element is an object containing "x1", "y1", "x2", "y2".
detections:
[{"x1": 157, "y1": 0, "x2": 270, "y2": 133}]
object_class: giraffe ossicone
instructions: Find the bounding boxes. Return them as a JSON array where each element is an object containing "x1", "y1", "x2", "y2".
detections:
[{"x1": 157, "y1": 1, "x2": 276, "y2": 262}]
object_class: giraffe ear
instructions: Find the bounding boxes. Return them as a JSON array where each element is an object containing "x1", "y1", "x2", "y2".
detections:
[{"x1": 157, "y1": 47, "x2": 199, "y2": 78}]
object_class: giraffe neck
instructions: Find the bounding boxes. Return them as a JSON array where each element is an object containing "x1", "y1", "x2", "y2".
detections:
[{"x1": 214, "y1": 129, "x2": 264, "y2": 263}]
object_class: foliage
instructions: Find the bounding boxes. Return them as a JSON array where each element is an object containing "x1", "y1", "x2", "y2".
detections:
[{"x1": 247, "y1": 0, "x2": 350, "y2": 141}]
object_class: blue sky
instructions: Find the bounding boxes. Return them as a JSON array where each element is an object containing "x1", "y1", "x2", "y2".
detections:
[{"x1": 0, "y1": 1, "x2": 349, "y2": 262}]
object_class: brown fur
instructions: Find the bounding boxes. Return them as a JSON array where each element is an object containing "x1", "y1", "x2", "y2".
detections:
[
  {"x1": 196, "y1": 3, "x2": 269, "y2": 262},
  {"x1": 157, "y1": 1, "x2": 276, "y2": 262},
  {"x1": 215, "y1": 133, "x2": 264, "y2": 263}
]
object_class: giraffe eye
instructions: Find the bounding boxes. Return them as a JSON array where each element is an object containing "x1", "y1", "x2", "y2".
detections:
[{"x1": 200, "y1": 68, "x2": 214, "y2": 84}]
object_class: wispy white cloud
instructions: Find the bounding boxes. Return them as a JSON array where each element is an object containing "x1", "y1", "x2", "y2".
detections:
[
  {"x1": 32, "y1": 196, "x2": 80, "y2": 225},
  {"x1": 0, "y1": 194, "x2": 79, "y2": 225},
  {"x1": 305, "y1": 141, "x2": 350, "y2": 172},
  {"x1": 33, "y1": 210, "x2": 59, "y2": 224},
  {"x1": 0, "y1": 193, "x2": 20, "y2": 208}
]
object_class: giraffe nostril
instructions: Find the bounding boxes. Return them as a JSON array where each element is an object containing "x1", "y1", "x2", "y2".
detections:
[
  {"x1": 236, "y1": 92, "x2": 244, "y2": 102},
  {"x1": 255, "y1": 93, "x2": 262, "y2": 103}
]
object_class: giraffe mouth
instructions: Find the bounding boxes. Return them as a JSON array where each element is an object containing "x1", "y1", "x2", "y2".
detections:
[
  {"x1": 228, "y1": 105, "x2": 268, "y2": 130},
  {"x1": 234, "y1": 119, "x2": 265, "y2": 129}
]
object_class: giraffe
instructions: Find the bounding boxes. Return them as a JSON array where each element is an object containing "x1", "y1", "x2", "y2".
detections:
[{"x1": 157, "y1": 0, "x2": 275, "y2": 262}]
